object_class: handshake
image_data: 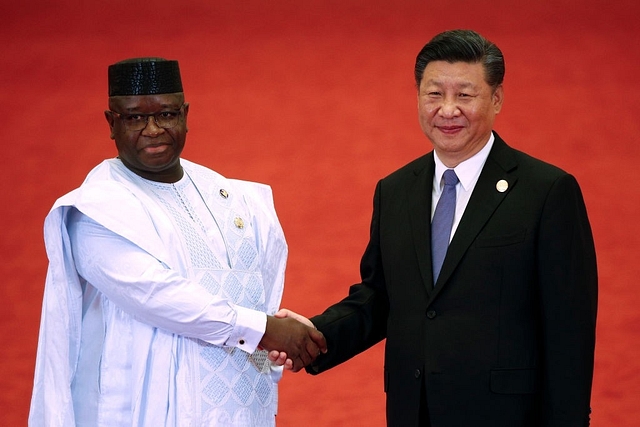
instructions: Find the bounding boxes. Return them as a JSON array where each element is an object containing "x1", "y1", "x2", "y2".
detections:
[{"x1": 258, "y1": 309, "x2": 325, "y2": 372}]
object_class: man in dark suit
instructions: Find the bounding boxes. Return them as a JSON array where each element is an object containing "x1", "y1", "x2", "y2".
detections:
[{"x1": 273, "y1": 29, "x2": 597, "y2": 426}]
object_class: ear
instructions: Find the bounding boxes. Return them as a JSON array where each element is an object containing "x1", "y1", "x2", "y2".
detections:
[
  {"x1": 492, "y1": 85, "x2": 504, "y2": 114},
  {"x1": 104, "y1": 110, "x2": 116, "y2": 140},
  {"x1": 183, "y1": 102, "x2": 190, "y2": 132}
]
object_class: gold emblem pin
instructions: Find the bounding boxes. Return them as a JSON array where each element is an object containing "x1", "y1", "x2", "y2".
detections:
[
  {"x1": 234, "y1": 217, "x2": 244, "y2": 229},
  {"x1": 220, "y1": 189, "x2": 229, "y2": 198},
  {"x1": 496, "y1": 180, "x2": 509, "y2": 193}
]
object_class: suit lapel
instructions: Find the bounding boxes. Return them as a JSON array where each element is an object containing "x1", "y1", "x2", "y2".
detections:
[
  {"x1": 408, "y1": 153, "x2": 437, "y2": 296},
  {"x1": 430, "y1": 135, "x2": 519, "y2": 297}
]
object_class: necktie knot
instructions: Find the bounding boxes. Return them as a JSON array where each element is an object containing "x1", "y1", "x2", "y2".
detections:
[{"x1": 442, "y1": 169, "x2": 459, "y2": 187}]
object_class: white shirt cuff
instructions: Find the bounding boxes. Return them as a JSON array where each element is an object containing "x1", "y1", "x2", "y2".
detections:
[{"x1": 226, "y1": 305, "x2": 266, "y2": 353}]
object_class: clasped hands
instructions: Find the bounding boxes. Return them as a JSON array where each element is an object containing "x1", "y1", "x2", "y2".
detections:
[{"x1": 259, "y1": 309, "x2": 323, "y2": 372}]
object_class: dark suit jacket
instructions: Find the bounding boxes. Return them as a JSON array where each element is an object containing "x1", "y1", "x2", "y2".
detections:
[{"x1": 308, "y1": 133, "x2": 597, "y2": 427}]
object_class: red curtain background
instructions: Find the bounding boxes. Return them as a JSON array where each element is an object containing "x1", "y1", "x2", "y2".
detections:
[{"x1": 1, "y1": 0, "x2": 638, "y2": 425}]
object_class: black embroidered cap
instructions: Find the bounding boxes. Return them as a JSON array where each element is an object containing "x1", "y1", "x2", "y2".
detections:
[{"x1": 108, "y1": 57, "x2": 183, "y2": 96}]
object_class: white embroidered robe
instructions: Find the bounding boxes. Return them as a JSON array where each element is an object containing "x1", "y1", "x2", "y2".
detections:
[{"x1": 29, "y1": 159, "x2": 288, "y2": 426}]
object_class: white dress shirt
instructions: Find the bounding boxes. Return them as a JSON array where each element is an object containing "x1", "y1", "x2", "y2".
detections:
[{"x1": 432, "y1": 132, "x2": 495, "y2": 242}]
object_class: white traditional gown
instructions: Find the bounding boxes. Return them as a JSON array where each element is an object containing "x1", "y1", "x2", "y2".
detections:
[{"x1": 29, "y1": 158, "x2": 288, "y2": 426}]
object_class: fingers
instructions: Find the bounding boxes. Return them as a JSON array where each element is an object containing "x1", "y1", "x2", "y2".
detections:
[
  {"x1": 273, "y1": 308, "x2": 289, "y2": 318},
  {"x1": 295, "y1": 326, "x2": 327, "y2": 370},
  {"x1": 310, "y1": 328, "x2": 327, "y2": 354},
  {"x1": 268, "y1": 350, "x2": 286, "y2": 365},
  {"x1": 260, "y1": 315, "x2": 327, "y2": 372},
  {"x1": 267, "y1": 350, "x2": 295, "y2": 371},
  {"x1": 284, "y1": 358, "x2": 293, "y2": 371},
  {"x1": 303, "y1": 330, "x2": 326, "y2": 362},
  {"x1": 295, "y1": 335, "x2": 315, "y2": 368},
  {"x1": 275, "y1": 308, "x2": 315, "y2": 328}
]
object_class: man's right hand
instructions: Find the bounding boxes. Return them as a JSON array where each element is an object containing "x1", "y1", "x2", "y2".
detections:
[{"x1": 259, "y1": 315, "x2": 327, "y2": 372}]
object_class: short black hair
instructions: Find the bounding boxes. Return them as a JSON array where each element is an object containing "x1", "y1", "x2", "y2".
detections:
[{"x1": 414, "y1": 30, "x2": 505, "y2": 89}]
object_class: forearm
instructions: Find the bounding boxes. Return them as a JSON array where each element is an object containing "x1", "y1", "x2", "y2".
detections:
[{"x1": 69, "y1": 209, "x2": 266, "y2": 352}]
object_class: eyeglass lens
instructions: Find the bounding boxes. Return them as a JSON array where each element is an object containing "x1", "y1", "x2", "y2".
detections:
[{"x1": 118, "y1": 107, "x2": 183, "y2": 131}]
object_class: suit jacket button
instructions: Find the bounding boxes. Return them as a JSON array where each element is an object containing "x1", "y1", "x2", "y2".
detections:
[
  {"x1": 414, "y1": 369, "x2": 421, "y2": 379},
  {"x1": 426, "y1": 310, "x2": 436, "y2": 319}
]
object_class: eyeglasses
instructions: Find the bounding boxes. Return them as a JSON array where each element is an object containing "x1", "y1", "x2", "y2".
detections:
[{"x1": 109, "y1": 104, "x2": 186, "y2": 131}]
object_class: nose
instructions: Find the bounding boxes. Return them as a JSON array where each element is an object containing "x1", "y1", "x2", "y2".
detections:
[
  {"x1": 438, "y1": 97, "x2": 461, "y2": 118},
  {"x1": 141, "y1": 115, "x2": 165, "y2": 136}
]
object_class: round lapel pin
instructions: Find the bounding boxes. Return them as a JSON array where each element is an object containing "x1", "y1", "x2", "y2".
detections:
[{"x1": 496, "y1": 180, "x2": 509, "y2": 193}]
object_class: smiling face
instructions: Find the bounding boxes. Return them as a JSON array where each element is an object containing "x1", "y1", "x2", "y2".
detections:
[
  {"x1": 417, "y1": 60, "x2": 503, "y2": 167},
  {"x1": 105, "y1": 93, "x2": 189, "y2": 183}
]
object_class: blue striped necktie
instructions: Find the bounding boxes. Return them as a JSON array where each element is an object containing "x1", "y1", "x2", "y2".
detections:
[{"x1": 431, "y1": 169, "x2": 459, "y2": 284}]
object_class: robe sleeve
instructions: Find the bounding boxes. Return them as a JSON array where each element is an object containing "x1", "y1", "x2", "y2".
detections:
[{"x1": 67, "y1": 208, "x2": 266, "y2": 353}]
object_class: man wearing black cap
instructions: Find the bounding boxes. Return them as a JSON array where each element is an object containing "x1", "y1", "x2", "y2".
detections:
[{"x1": 29, "y1": 57, "x2": 325, "y2": 426}]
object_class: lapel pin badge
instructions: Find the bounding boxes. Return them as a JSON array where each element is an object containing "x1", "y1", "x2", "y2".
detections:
[
  {"x1": 234, "y1": 217, "x2": 245, "y2": 229},
  {"x1": 219, "y1": 189, "x2": 229, "y2": 199},
  {"x1": 496, "y1": 180, "x2": 509, "y2": 193}
]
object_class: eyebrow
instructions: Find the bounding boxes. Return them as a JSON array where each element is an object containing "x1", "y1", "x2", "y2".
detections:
[
  {"x1": 119, "y1": 103, "x2": 182, "y2": 112},
  {"x1": 424, "y1": 79, "x2": 476, "y2": 89}
]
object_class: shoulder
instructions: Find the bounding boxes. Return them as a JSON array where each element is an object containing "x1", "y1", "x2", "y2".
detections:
[
  {"x1": 49, "y1": 159, "x2": 160, "y2": 234},
  {"x1": 51, "y1": 159, "x2": 136, "y2": 210},
  {"x1": 488, "y1": 135, "x2": 587, "y2": 207},
  {"x1": 230, "y1": 179, "x2": 274, "y2": 202},
  {"x1": 228, "y1": 179, "x2": 278, "y2": 218},
  {"x1": 181, "y1": 158, "x2": 278, "y2": 213},
  {"x1": 491, "y1": 135, "x2": 570, "y2": 183},
  {"x1": 379, "y1": 153, "x2": 432, "y2": 189},
  {"x1": 180, "y1": 158, "x2": 225, "y2": 181},
  {"x1": 381, "y1": 152, "x2": 433, "y2": 183}
]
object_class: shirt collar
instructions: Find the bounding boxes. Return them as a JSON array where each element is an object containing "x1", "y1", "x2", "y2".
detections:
[{"x1": 433, "y1": 132, "x2": 495, "y2": 192}]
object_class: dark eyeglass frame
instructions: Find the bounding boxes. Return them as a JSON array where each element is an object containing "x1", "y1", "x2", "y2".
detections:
[{"x1": 109, "y1": 103, "x2": 186, "y2": 131}]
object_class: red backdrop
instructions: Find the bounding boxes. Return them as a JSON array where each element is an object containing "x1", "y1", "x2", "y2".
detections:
[{"x1": 1, "y1": 0, "x2": 638, "y2": 425}]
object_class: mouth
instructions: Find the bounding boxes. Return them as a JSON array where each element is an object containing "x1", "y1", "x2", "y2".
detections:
[
  {"x1": 436, "y1": 125, "x2": 464, "y2": 135},
  {"x1": 141, "y1": 143, "x2": 171, "y2": 155}
]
